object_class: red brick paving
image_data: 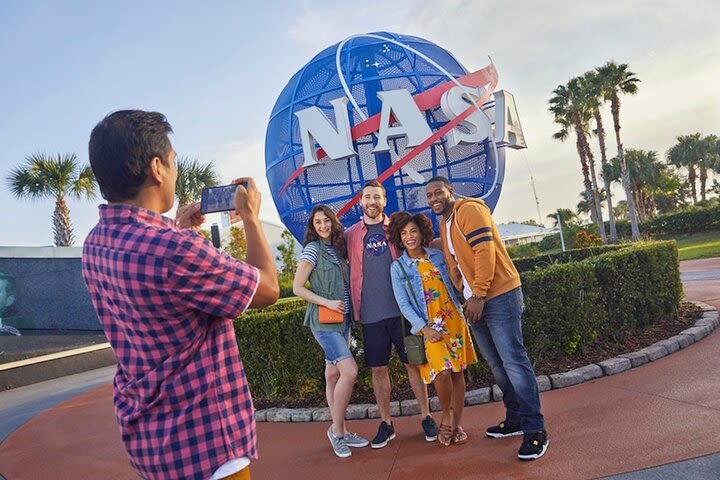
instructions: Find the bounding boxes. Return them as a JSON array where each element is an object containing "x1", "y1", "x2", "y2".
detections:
[{"x1": 1, "y1": 258, "x2": 718, "y2": 480}]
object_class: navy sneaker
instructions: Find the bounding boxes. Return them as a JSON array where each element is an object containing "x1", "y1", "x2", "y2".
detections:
[
  {"x1": 486, "y1": 420, "x2": 523, "y2": 438},
  {"x1": 518, "y1": 430, "x2": 549, "y2": 460},
  {"x1": 371, "y1": 421, "x2": 396, "y2": 449},
  {"x1": 421, "y1": 415, "x2": 438, "y2": 442}
]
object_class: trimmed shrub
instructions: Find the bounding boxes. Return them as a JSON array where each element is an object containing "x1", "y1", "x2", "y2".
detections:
[
  {"x1": 513, "y1": 244, "x2": 626, "y2": 273},
  {"x1": 521, "y1": 260, "x2": 605, "y2": 361},
  {"x1": 592, "y1": 241, "x2": 682, "y2": 338},
  {"x1": 235, "y1": 242, "x2": 682, "y2": 403},
  {"x1": 642, "y1": 205, "x2": 720, "y2": 235}
]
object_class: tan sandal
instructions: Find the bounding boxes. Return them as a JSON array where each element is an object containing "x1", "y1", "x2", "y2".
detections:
[
  {"x1": 452, "y1": 426, "x2": 468, "y2": 445},
  {"x1": 438, "y1": 422, "x2": 453, "y2": 447}
]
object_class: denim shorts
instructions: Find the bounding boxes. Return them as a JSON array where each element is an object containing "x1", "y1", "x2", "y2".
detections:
[{"x1": 312, "y1": 324, "x2": 353, "y2": 364}]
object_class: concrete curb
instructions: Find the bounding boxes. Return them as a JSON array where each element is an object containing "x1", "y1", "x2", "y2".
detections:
[{"x1": 256, "y1": 301, "x2": 719, "y2": 422}]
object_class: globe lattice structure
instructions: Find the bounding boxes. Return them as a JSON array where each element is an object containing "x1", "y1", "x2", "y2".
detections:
[{"x1": 265, "y1": 31, "x2": 504, "y2": 242}]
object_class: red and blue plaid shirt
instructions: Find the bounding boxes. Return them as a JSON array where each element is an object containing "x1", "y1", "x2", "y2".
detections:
[{"x1": 82, "y1": 205, "x2": 259, "y2": 480}]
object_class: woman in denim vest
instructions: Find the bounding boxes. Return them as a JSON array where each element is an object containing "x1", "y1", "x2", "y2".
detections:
[
  {"x1": 293, "y1": 205, "x2": 369, "y2": 458},
  {"x1": 388, "y1": 212, "x2": 478, "y2": 446}
]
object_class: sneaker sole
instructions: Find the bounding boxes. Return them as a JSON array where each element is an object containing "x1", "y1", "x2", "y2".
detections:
[
  {"x1": 518, "y1": 440, "x2": 549, "y2": 461},
  {"x1": 425, "y1": 435, "x2": 438, "y2": 442},
  {"x1": 327, "y1": 431, "x2": 352, "y2": 458},
  {"x1": 486, "y1": 430, "x2": 524, "y2": 439},
  {"x1": 346, "y1": 440, "x2": 370, "y2": 448},
  {"x1": 371, "y1": 433, "x2": 396, "y2": 449}
]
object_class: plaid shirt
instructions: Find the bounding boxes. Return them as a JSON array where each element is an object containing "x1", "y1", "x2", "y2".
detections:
[{"x1": 82, "y1": 205, "x2": 259, "y2": 480}]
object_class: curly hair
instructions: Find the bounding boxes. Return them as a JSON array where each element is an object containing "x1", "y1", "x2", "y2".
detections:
[
  {"x1": 388, "y1": 211, "x2": 435, "y2": 251},
  {"x1": 303, "y1": 204, "x2": 347, "y2": 259}
]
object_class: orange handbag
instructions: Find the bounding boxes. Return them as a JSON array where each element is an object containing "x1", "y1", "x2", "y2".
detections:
[{"x1": 318, "y1": 305, "x2": 344, "y2": 324}]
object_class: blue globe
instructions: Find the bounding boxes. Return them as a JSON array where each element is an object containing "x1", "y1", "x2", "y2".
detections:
[{"x1": 265, "y1": 31, "x2": 504, "y2": 242}]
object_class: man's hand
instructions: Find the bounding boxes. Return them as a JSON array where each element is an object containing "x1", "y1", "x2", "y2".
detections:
[
  {"x1": 175, "y1": 203, "x2": 205, "y2": 230},
  {"x1": 463, "y1": 297, "x2": 484, "y2": 323},
  {"x1": 233, "y1": 177, "x2": 261, "y2": 222},
  {"x1": 421, "y1": 325, "x2": 443, "y2": 342}
]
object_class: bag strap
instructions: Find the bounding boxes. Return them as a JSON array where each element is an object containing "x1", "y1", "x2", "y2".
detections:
[{"x1": 396, "y1": 259, "x2": 421, "y2": 337}]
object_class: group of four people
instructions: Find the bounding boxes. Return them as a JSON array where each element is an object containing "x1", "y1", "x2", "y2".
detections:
[
  {"x1": 293, "y1": 179, "x2": 548, "y2": 461},
  {"x1": 82, "y1": 110, "x2": 546, "y2": 480}
]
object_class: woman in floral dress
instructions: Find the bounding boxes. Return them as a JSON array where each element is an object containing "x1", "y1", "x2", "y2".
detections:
[{"x1": 388, "y1": 211, "x2": 478, "y2": 446}]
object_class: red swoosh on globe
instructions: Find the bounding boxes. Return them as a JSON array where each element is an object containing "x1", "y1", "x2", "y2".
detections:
[{"x1": 278, "y1": 63, "x2": 498, "y2": 196}]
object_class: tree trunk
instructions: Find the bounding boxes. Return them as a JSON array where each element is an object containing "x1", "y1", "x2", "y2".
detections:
[
  {"x1": 53, "y1": 196, "x2": 75, "y2": 247},
  {"x1": 594, "y1": 108, "x2": 617, "y2": 242},
  {"x1": 688, "y1": 166, "x2": 698, "y2": 204},
  {"x1": 699, "y1": 162, "x2": 707, "y2": 202},
  {"x1": 611, "y1": 92, "x2": 640, "y2": 240},
  {"x1": 574, "y1": 135, "x2": 596, "y2": 237},
  {"x1": 575, "y1": 114, "x2": 606, "y2": 243}
]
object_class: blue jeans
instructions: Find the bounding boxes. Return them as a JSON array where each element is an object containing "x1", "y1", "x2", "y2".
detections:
[
  {"x1": 312, "y1": 323, "x2": 353, "y2": 364},
  {"x1": 470, "y1": 287, "x2": 544, "y2": 432}
]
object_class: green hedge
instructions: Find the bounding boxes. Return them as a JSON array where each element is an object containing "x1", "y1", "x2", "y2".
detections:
[
  {"x1": 592, "y1": 241, "x2": 682, "y2": 337},
  {"x1": 512, "y1": 244, "x2": 626, "y2": 273},
  {"x1": 235, "y1": 242, "x2": 682, "y2": 403},
  {"x1": 642, "y1": 205, "x2": 720, "y2": 235}
]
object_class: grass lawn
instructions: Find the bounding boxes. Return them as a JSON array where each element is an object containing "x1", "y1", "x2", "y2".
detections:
[{"x1": 657, "y1": 231, "x2": 720, "y2": 261}]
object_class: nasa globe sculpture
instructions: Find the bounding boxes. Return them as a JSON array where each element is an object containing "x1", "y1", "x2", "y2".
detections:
[{"x1": 265, "y1": 31, "x2": 527, "y2": 242}]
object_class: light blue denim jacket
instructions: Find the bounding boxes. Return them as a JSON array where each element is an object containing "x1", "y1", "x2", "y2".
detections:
[{"x1": 390, "y1": 248, "x2": 464, "y2": 335}]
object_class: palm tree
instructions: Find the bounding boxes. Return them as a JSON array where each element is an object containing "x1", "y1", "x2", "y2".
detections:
[
  {"x1": 595, "y1": 61, "x2": 641, "y2": 239},
  {"x1": 577, "y1": 189, "x2": 606, "y2": 222},
  {"x1": 584, "y1": 70, "x2": 618, "y2": 242},
  {"x1": 175, "y1": 157, "x2": 220, "y2": 206},
  {"x1": 666, "y1": 134, "x2": 700, "y2": 203},
  {"x1": 665, "y1": 133, "x2": 718, "y2": 204},
  {"x1": 606, "y1": 149, "x2": 671, "y2": 221},
  {"x1": 6, "y1": 153, "x2": 96, "y2": 246},
  {"x1": 547, "y1": 208, "x2": 577, "y2": 227},
  {"x1": 549, "y1": 79, "x2": 607, "y2": 243}
]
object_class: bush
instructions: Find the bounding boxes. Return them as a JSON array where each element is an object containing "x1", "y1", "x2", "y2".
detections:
[
  {"x1": 575, "y1": 229, "x2": 603, "y2": 248},
  {"x1": 642, "y1": 205, "x2": 720, "y2": 235},
  {"x1": 512, "y1": 244, "x2": 626, "y2": 273},
  {"x1": 592, "y1": 241, "x2": 682, "y2": 337},
  {"x1": 278, "y1": 273, "x2": 294, "y2": 298},
  {"x1": 235, "y1": 242, "x2": 682, "y2": 404},
  {"x1": 521, "y1": 260, "x2": 604, "y2": 362},
  {"x1": 507, "y1": 243, "x2": 540, "y2": 259}
]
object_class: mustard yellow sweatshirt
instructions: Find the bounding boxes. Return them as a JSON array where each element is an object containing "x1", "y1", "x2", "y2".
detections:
[{"x1": 438, "y1": 198, "x2": 521, "y2": 301}]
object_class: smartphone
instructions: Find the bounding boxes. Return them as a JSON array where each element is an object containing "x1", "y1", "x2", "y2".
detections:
[{"x1": 200, "y1": 182, "x2": 247, "y2": 214}]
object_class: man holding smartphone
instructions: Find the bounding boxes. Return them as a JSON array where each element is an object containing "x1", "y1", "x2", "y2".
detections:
[{"x1": 83, "y1": 110, "x2": 279, "y2": 480}]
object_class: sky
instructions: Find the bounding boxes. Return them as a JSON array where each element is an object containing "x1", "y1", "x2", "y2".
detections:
[{"x1": 1, "y1": 0, "x2": 718, "y2": 246}]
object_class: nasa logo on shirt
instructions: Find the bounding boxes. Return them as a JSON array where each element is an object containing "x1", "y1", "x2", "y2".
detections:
[{"x1": 365, "y1": 232, "x2": 388, "y2": 257}]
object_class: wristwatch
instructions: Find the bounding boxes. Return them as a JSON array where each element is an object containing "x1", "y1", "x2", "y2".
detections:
[{"x1": 471, "y1": 294, "x2": 485, "y2": 301}]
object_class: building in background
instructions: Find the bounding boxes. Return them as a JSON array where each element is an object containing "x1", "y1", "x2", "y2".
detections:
[{"x1": 497, "y1": 223, "x2": 558, "y2": 247}]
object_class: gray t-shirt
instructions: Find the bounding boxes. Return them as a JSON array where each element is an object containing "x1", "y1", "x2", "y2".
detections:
[{"x1": 360, "y1": 222, "x2": 400, "y2": 324}]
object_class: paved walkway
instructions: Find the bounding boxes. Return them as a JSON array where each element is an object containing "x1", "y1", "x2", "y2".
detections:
[{"x1": 0, "y1": 258, "x2": 718, "y2": 480}]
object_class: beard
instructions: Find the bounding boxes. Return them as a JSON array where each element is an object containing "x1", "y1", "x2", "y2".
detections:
[{"x1": 362, "y1": 204, "x2": 383, "y2": 219}]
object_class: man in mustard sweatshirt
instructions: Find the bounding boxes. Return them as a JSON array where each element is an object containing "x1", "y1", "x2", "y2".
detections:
[{"x1": 426, "y1": 176, "x2": 548, "y2": 461}]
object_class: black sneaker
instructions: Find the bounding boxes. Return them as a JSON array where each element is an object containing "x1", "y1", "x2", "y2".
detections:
[
  {"x1": 371, "y1": 421, "x2": 396, "y2": 449},
  {"x1": 421, "y1": 415, "x2": 438, "y2": 442},
  {"x1": 518, "y1": 430, "x2": 549, "y2": 460},
  {"x1": 485, "y1": 420, "x2": 523, "y2": 438}
]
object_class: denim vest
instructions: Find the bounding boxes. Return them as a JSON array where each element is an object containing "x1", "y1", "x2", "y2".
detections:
[
  {"x1": 390, "y1": 248, "x2": 464, "y2": 335},
  {"x1": 303, "y1": 241, "x2": 350, "y2": 332}
]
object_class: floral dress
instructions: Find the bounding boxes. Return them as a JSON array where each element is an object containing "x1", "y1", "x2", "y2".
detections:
[{"x1": 417, "y1": 257, "x2": 478, "y2": 384}]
